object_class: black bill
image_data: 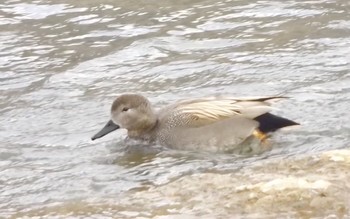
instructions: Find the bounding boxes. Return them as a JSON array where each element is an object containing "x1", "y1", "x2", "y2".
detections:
[{"x1": 91, "y1": 120, "x2": 120, "y2": 140}]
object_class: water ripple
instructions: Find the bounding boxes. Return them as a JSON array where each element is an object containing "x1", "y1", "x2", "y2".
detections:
[{"x1": 1, "y1": 0, "x2": 350, "y2": 217}]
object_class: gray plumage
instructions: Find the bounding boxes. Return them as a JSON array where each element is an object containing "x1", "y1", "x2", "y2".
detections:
[{"x1": 92, "y1": 94, "x2": 299, "y2": 152}]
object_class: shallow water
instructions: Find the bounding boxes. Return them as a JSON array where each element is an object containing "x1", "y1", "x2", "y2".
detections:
[{"x1": 1, "y1": 0, "x2": 350, "y2": 218}]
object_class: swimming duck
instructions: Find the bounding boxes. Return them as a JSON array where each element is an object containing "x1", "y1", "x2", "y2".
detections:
[{"x1": 92, "y1": 94, "x2": 299, "y2": 152}]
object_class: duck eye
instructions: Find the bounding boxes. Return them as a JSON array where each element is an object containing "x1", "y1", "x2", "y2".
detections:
[{"x1": 122, "y1": 107, "x2": 129, "y2": 112}]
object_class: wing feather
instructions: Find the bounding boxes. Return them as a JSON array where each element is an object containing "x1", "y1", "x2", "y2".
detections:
[{"x1": 157, "y1": 96, "x2": 285, "y2": 128}]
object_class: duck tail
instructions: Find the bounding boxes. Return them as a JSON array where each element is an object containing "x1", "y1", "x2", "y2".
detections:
[{"x1": 254, "y1": 113, "x2": 299, "y2": 134}]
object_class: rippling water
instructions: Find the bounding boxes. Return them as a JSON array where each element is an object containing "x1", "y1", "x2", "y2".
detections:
[{"x1": 1, "y1": 0, "x2": 350, "y2": 218}]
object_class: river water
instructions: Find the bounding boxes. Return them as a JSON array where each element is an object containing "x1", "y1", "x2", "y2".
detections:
[{"x1": 1, "y1": 0, "x2": 350, "y2": 218}]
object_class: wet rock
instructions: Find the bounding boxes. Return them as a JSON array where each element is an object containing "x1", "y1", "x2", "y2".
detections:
[{"x1": 130, "y1": 149, "x2": 350, "y2": 218}]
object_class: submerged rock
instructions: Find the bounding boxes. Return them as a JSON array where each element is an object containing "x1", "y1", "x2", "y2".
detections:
[{"x1": 12, "y1": 150, "x2": 350, "y2": 218}]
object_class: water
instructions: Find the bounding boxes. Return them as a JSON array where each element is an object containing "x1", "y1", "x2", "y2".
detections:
[{"x1": 1, "y1": 0, "x2": 350, "y2": 218}]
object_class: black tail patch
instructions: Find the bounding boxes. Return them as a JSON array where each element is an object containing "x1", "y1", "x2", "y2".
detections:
[{"x1": 254, "y1": 113, "x2": 299, "y2": 133}]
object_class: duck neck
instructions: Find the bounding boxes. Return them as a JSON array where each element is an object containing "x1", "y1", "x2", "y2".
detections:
[{"x1": 128, "y1": 117, "x2": 158, "y2": 141}]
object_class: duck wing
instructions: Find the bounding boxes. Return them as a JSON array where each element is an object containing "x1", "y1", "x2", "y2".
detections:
[{"x1": 158, "y1": 96, "x2": 285, "y2": 128}]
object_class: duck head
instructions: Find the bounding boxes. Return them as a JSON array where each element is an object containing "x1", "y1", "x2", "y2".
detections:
[{"x1": 91, "y1": 94, "x2": 157, "y2": 140}]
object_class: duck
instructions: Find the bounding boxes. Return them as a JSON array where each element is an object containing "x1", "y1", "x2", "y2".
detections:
[{"x1": 91, "y1": 94, "x2": 299, "y2": 152}]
